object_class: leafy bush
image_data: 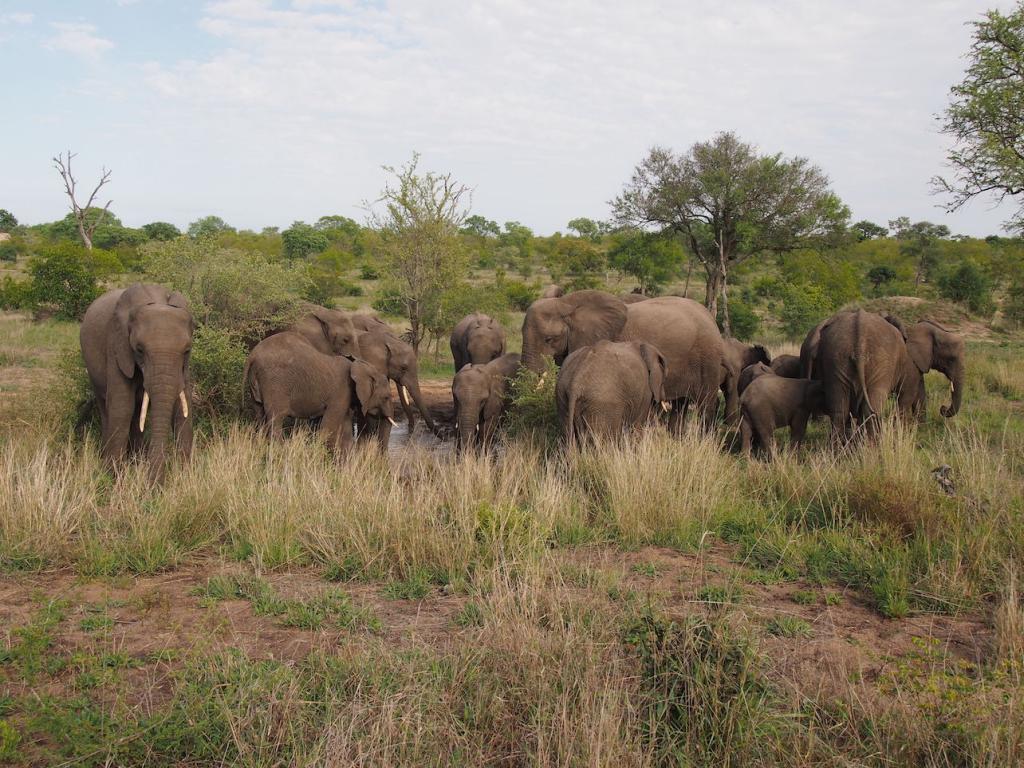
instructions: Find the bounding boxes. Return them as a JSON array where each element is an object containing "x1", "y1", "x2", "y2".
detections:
[
  {"x1": 27, "y1": 243, "x2": 101, "y2": 320},
  {"x1": 0, "y1": 241, "x2": 17, "y2": 263},
  {"x1": 0, "y1": 277, "x2": 32, "y2": 310},
  {"x1": 503, "y1": 279, "x2": 538, "y2": 311},
  {"x1": 780, "y1": 282, "x2": 831, "y2": 340},
  {"x1": 371, "y1": 286, "x2": 406, "y2": 317},
  {"x1": 718, "y1": 299, "x2": 760, "y2": 340},
  {"x1": 338, "y1": 280, "x2": 363, "y2": 297},
  {"x1": 504, "y1": 359, "x2": 560, "y2": 446},
  {"x1": 937, "y1": 261, "x2": 993, "y2": 314},
  {"x1": 190, "y1": 325, "x2": 248, "y2": 423},
  {"x1": 144, "y1": 239, "x2": 306, "y2": 345},
  {"x1": 866, "y1": 265, "x2": 897, "y2": 295},
  {"x1": 752, "y1": 276, "x2": 784, "y2": 299},
  {"x1": 359, "y1": 263, "x2": 380, "y2": 280},
  {"x1": 1005, "y1": 280, "x2": 1024, "y2": 328}
]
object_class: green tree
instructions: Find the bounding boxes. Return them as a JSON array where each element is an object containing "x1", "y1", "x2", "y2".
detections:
[
  {"x1": 461, "y1": 215, "x2": 500, "y2": 238},
  {"x1": 607, "y1": 230, "x2": 683, "y2": 294},
  {"x1": 281, "y1": 221, "x2": 329, "y2": 261},
  {"x1": 889, "y1": 217, "x2": 950, "y2": 286},
  {"x1": 548, "y1": 236, "x2": 606, "y2": 291},
  {"x1": 852, "y1": 220, "x2": 888, "y2": 240},
  {"x1": 367, "y1": 153, "x2": 471, "y2": 353},
  {"x1": 566, "y1": 217, "x2": 607, "y2": 242},
  {"x1": 612, "y1": 132, "x2": 849, "y2": 333},
  {"x1": 780, "y1": 283, "x2": 832, "y2": 340},
  {"x1": 499, "y1": 221, "x2": 534, "y2": 261},
  {"x1": 867, "y1": 265, "x2": 897, "y2": 294},
  {"x1": 187, "y1": 215, "x2": 235, "y2": 240},
  {"x1": 142, "y1": 221, "x2": 181, "y2": 241},
  {"x1": 937, "y1": 3, "x2": 1024, "y2": 227},
  {"x1": 0, "y1": 209, "x2": 17, "y2": 232},
  {"x1": 28, "y1": 243, "x2": 101, "y2": 320},
  {"x1": 937, "y1": 261, "x2": 993, "y2": 313}
]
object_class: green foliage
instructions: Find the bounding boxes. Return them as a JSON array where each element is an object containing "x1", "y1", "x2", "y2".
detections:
[
  {"x1": 867, "y1": 265, "x2": 897, "y2": 294},
  {"x1": 719, "y1": 298, "x2": 760, "y2": 340},
  {"x1": 46, "y1": 209, "x2": 143, "y2": 251},
  {"x1": 141, "y1": 221, "x2": 181, "y2": 241},
  {"x1": 779, "y1": 250, "x2": 860, "y2": 308},
  {"x1": 371, "y1": 286, "x2": 406, "y2": 317},
  {"x1": 938, "y1": 261, "x2": 993, "y2": 314},
  {"x1": 607, "y1": 230, "x2": 683, "y2": 294},
  {"x1": 0, "y1": 208, "x2": 17, "y2": 232},
  {"x1": 0, "y1": 277, "x2": 32, "y2": 310},
  {"x1": 504, "y1": 360, "x2": 560, "y2": 446},
  {"x1": 780, "y1": 283, "x2": 831, "y2": 340},
  {"x1": 0, "y1": 240, "x2": 18, "y2": 263},
  {"x1": 282, "y1": 221, "x2": 329, "y2": 261},
  {"x1": 502, "y1": 279, "x2": 539, "y2": 311},
  {"x1": 566, "y1": 217, "x2": 607, "y2": 241},
  {"x1": 190, "y1": 325, "x2": 248, "y2": 423},
  {"x1": 546, "y1": 235, "x2": 605, "y2": 288},
  {"x1": 359, "y1": 263, "x2": 380, "y2": 280},
  {"x1": 851, "y1": 220, "x2": 888, "y2": 240},
  {"x1": 144, "y1": 238, "x2": 305, "y2": 345},
  {"x1": 27, "y1": 243, "x2": 102, "y2": 320},
  {"x1": 428, "y1": 282, "x2": 509, "y2": 343},
  {"x1": 890, "y1": 217, "x2": 951, "y2": 285},
  {"x1": 1005, "y1": 279, "x2": 1024, "y2": 327},
  {"x1": 187, "y1": 215, "x2": 235, "y2": 240},
  {"x1": 461, "y1": 215, "x2": 500, "y2": 238}
]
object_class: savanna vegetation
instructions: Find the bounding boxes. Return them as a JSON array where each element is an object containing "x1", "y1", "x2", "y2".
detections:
[{"x1": 2, "y1": 3, "x2": 1024, "y2": 764}]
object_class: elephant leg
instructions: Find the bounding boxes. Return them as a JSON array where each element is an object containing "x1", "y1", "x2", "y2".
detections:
[
  {"x1": 828, "y1": 388, "x2": 851, "y2": 448},
  {"x1": 699, "y1": 394, "x2": 719, "y2": 434},
  {"x1": 740, "y1": 415, "x2": 753, "y2": 457},
  {"x1": 668, "y1": 397, "x2": 689, "y2": 436},
  {"x1": 755, "y1": 418, "x2": 775, "y2": 461},
  {"x1": 321, "y1": 406, "x2": 353, "y2": 457},
  {"x1": 480, "y1": 415, "x2": 499, "y2": 450},
  {"x1": 789, "y1": 411, "x2": 810, "y2": 452},
  {"x1": 102, "y1": 381, "x2": 136, "y2": 467},
  {"x1": 266, "y1": 409, "x2": 286, "y2": 440}
]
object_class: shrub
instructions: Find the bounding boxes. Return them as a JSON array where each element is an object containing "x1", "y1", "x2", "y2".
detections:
[
  {"x1": 1005, "y1": 280, "x2": 1024, "y2": 328},
  {"x1": 338, "y1": 280, "x2": 363, "y2": 297},
  {"x1": 938, "y1": 261, "x2": 993, "y2": 314},
  {"x1": 504, "y1": 359, "x2": 560, "y2": 446},
  {"x1": 372, "y1": 286, "x2": 406, "y2": 317},
  {"x1": 780, "y1": 283, "x2": 831, "y2": 340},
  {"x1": 190, "y1": 325, "x2": 249, "y2": 423},
  {"x1": 0, "y1": 241, "x2": 17, "y2": 263},
  {"x1": 752, "y1": 276, "x2": 784, "y2": 299},
  {"x1": 27, "y1": 243, "x2": 100, "y2": 320},
  {"x1": 0, "y1": 277, "x2": 31, "y2": 310},
  {"x1": 503, "y1": 279, "x2": 538, "y2": 311},
  {"x1": 717, "y1": 299, "x2": 760, "y2": 341},
  {"x1": 359, "y1": 263, "x2": 380, "y2": 280}
]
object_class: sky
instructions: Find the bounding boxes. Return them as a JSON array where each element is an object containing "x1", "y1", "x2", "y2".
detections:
[{"x1": 0, "y1": 0, "x2": 1018, "y2": 236}]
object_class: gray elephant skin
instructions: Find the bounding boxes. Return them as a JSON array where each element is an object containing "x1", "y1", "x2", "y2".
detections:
[
  {"x1": 522, "y1": 290, "x2": 726, "y2": 432},
  {"x1": 738, "y1": 361, "x2": 773, "y2": 395},
  {"x1": 816, "y1": 309, "x2": 919, "y2": 440},
  {"x1": 244, "y1": 332, "x2": 394, "y2": 454},
  {"x1": 350, "y1": 314, "x2": 438, "y2": 439},
  {"x1": 287, "y1": 305, "x2": 360, "y2": 358},
  {"x1": 556, "y1": 340, "x2": 667, "y2": 445},
  {"x1": 450, "y1": 313, "x2": 506, "y2": 371},
  {"x1": 902, "y1": 319, "x2": 965, "y2": 418},
  {"x1": 770, "y1": 354, "x2": 801, "y2": 378},
  {"x1": 720, "y1": 338, "x2": 771, "y2": 422},
  {"x1": 740, "y1": 373, "x2": 827, "y2": 458},
  {"x1": 80, "y1": 283, "x2": 195, "y2": 483},
  {"x1": 452, "y1": 353, "x2": 520, "y2": 452}
]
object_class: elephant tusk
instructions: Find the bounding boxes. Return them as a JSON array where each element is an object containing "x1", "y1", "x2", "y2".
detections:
[
  {"x1": 139, "y1": 391, "x2": 149, "y2": 432},
  {"x1": 179, "y1": 391, "x2": 189, "y2": 419},
  {"x1": 660, "y1": 400, "x2": 671, "y2": 413},
  {"x1": 387, "y1": 416, "x2": 398, "y2": 427},
  {"x1": 401, "y1": 385, "x2": 411, "y2": 401}
]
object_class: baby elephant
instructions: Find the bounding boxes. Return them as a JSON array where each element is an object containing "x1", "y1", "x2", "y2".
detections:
[
  {"x1": 557, "y1": 340, "x2": 667, "y2": 446},
  {"x1": 450, "y1": 313, "x2": 506, "y2": 371},
  {"x1": 738, "y1": 361, "x2": 773, "y2": 395},
  {"x1": 740, "y1": 375, "x2": 827, "y2": 459},
  {"x1": 452, "y1": 353, "x2": 521, "y2": 452},
  {"x1": 244, "y1": 332, "x2": 395, "y2": 454},
  {"x1": 770, "y1": 354, "x2": 801, "y2": 378}
]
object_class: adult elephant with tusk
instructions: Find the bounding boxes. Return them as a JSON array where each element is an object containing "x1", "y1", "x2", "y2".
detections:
[
  {"x1": 521, "y1": 290, "x2": 726, "y2": 433},
  {"x1": 350, "y1": 314, "x2": 439, "y2": 441},
  {"x1": 80, "y1": 283, "x2": 195, "y2": 483}
]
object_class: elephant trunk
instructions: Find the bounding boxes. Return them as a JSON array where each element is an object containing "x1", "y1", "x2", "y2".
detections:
[
  {"x1": 457, "y1": 402, "x2": 479, "y2": 453},
  {"x1": 940, "y1": 363, "x2": 964, "y2": 418},
  {"x1": 521, "y1": 325, "x2": 544, "y2": 373},
  {"x1": 403, "y1": 373, "x2": 437, "y2": 435},
  {"x1": 142, "y1": 355, "x2": 187, "y2": 483}
]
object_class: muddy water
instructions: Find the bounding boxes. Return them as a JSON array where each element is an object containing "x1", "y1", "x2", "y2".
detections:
[{"x1": 386, "y1": 420, "x2": 454, "y2": 458}]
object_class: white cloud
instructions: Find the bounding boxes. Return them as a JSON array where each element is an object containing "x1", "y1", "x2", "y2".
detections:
[
  {"x1": 128, "y1": 0, "x2": 1009, "y2": 233},
  {"x1": 1, "y1": 12, "x2": 34, "y2": 24},
  {"x1": 46, "y1": 22, "x2": 114, "y2": 59}
]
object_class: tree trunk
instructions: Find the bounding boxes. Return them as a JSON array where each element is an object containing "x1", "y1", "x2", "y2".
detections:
[{"x1": 704, "y1": 268, "x2": 723, "y2": 319}]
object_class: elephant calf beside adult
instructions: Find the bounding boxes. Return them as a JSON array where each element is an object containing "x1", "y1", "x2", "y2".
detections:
[
  {"x1": 521, "y1": 290, "x2": 726, "y2": 432},
  {"x1": 556, "y1": 341, "x2": 667, "y2": 445},
  {"x1": 80, "y1": 283, "x2": 195, "y2": 483},
  {"x1": 452, "y1": 353, "x2": 520, "y2": 452},
  {"x1": 450, "y1": 313, "x2": 506, "y2": 371}
]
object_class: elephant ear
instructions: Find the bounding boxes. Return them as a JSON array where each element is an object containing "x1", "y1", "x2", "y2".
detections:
[
  {"x1": 167, "y1": 291, "x2": 195, "y2": 332},
  {"x1": 308, "y1": 307, "x2": 336, "y2": 342},
  {"x1": 638, "y1": 342, "x2": 667, "y2": 403},
  {"x1": 482, "y1": 372, "x2": 505, "y2": 421},
  {"x1": 350, "y1": 360, "x2": 376, "y2": 415},
  {"x1": 561, "y1": 291, "x2": 628, "y2": 349},
  {"x1": 751, "y1": 344, "x2": 771, "y2": 365},
  {"x1": 112, "y1": 289, "x2": 137, "y2": 379},
  {"x1": 907, "y1": 323, "x2": 935, "y2": 374},
  {"x1": 883, "y1": 314, "x2": 908, "y2": 341}
]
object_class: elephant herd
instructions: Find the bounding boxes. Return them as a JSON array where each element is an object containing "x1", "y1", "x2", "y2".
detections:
[{"x1": 79, "y1": 283, "x2": 966, "y2": 482}]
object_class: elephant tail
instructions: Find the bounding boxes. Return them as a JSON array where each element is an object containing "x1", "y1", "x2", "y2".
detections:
[
  {"x1": 242, "y1": 358, "x2": 260, "y2": 408},
  {"x1": 854, "y1": 312, "x2": 875, "y2": 417},
  {"x1": 565, "y1": 392, "x2": 578, "y2": 448}
]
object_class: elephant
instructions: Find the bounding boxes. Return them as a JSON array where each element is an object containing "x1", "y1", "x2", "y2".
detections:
[
  {"x1": 349, "y1": 319, "x2": 438, "y2": 440},
  {"x1": 521, "y1": 290, "x2": 726, "y2": 433},
  {"x1": 556, "y1": 340, "x2": 668, "y2": 445},
  {"x1": 452, "y1": 353, "x2": 521, "y2": 451},
  {"x1": 80, "y1": 283, "x2": 195, "y2": 483},
  {"x1": 738, "y1": 361, "x2": 774, "y2": 395},
  {"x1": 450, "y1": 313, "x2": 506, "y2": 371},
  {"x1": 902, "y1": 320, "x2": 965, "y2": 418},
  {"x1": 770, "y1": 354, "x2": 801, "y2": 378},
  {"x1": 801, "y1": 310, "x2": 905, "y2": 380},
  {"x1": 244, "y1": 332, "x2": 395, "y2": 453},
  {"x1": 739, "y1": 375, "x2": 827, "y2": 459},
  {"x1": 816, "y1": 309, "x2": 917, "y2": 442},
  {"x1": 539, "y1": 284, "x2": 564, "y2": 299},
  {"x1": 620, "y1": 292, "x2": 650, "y2": 304},
  {"x1": 286, "y1": 305, "x2": 360, "y2": 358},
  {"x1": 720, "y1": 338, "x2": 771, "y2": 422}
]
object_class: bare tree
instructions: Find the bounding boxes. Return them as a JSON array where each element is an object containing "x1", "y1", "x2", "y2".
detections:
[{"x1": 53, "y1": 151, "x2": 112, "y2": 250}]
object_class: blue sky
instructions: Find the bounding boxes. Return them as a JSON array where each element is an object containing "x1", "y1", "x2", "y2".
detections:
[{"x1": 0, "y1": 0, "x2": 1018, "y2": 235}]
